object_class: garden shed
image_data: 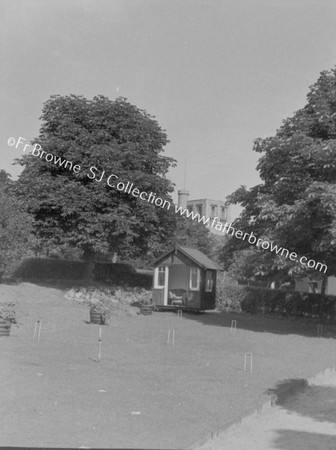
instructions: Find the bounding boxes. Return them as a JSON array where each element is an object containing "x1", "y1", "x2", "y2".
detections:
[{"x1": 152, "y1": 245, "x2": 222, "y2": 311}]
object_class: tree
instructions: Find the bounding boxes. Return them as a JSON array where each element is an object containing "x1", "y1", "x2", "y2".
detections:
[
  {"x1": 15, "y1": 95, "x2": 176, "y2": 282},
  {"x1": 222, "y1": 67, "x2": 336, "y2": 296},
  {"x1": 0, "y1": 170, "x2": 12, "y2": 187},
  {"x1": 0, "y1": 172, "x2": 33, "y2": 275},
  {"x1": 170, "y1": 215, "x2": 220, "y2": 259}
]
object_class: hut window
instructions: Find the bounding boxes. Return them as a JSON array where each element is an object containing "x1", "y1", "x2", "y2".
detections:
[
  {"x1": 190, "y1": 267, "x2": 200, "y2": 291},
  {"x1": 155, "y1": 266, "x2": 166, "y2": 288},
  {"x1": 205, "y1": 271, "x2": 213, "y2": 292}
]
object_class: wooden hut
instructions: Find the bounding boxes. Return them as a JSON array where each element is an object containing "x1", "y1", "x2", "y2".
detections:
[{"x1": 152, "y1": 245, "x2": 222, "y2": 311}]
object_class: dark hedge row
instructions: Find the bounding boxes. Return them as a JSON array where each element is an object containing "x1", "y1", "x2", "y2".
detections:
[
  {"x1": 216, "y1": 283, "x2": 336, "y2": 320},
  {"x1": 94, "y1": 263, "x2": 152, "y2": 288},
  {"x1": 14, "y1": 258, "x2": 85, "y2": 280},
  {"x1": 13, "y1": 258, "x2": 152, "y2": 289}
]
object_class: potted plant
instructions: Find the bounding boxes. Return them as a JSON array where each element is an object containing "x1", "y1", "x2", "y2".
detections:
[
  {"x1": 0, "y1": 302, "x2": 16, "y2": 336},
  {"x1": 140, "y1": 296, "x2": 154, "y2": 315},
  {"x1": 89, "y1": 299, "x2": 111, "y2": 325}
]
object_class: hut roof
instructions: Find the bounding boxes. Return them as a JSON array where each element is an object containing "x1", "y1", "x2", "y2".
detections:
[{"x1": 154, "y1": 245, "x2": 222, "y2": 270}]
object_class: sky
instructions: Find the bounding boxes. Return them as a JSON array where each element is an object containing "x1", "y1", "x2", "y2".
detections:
[{"x1": 2, "y1": 0, "x2": 336, "y2": 219}]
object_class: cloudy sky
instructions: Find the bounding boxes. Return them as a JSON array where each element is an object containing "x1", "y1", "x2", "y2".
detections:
[{"x1": 2, "y1": 0, "x2": 336, "y2": 217}]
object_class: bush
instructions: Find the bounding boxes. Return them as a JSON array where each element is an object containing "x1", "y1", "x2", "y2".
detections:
[
  {"x1": 65, "y1": 286, "x2": 152, "y2": 318},
  {"x1": 216, "y1": 282, "x2": 336, "y2": 320},
  {"x1": 216, "y1": 283, "x2": 247, "y2": 312},
  {"x1": 0, "y1": 302, "x2": 16, "y2": 323}
]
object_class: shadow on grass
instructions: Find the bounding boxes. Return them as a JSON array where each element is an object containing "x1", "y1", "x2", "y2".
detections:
[
  {"x1": 267, "y1": 379, "x2": 336, "y2": 424},
  {"x1": 175, "y1": 309, "x2": 336, "y2": 339},
  {"x1": 273, "y1": 430, "x2": 336, "y2": 450},
  {"x1": 266, "y1": 380, "x2": 336, "y2": 449}
]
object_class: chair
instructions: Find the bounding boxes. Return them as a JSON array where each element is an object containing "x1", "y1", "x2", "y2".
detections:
[{"x1": 169, "y1": 290, "x2": 184, "y2": 306}]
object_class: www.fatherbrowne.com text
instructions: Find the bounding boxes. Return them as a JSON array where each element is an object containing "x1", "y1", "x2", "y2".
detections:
[
  {"x1": 175, "y1": 205, "x2": 327, "y2": 273},
  {"x1": 8, "y1": 136, "x2": 327, "y2": 274}
]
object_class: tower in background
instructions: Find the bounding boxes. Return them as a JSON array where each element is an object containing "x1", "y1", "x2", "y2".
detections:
[
  {"x1": 177, "y1": 191, "x2": 230, "y2": 236},
  {"x1": 186, "y1": 198, "x2": 230, "y2": 235},
  {"x1": 177, "y1": 189, "x2": 190, "y2": 209}
]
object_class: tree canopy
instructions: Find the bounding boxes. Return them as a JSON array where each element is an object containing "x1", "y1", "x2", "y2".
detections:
[
  {"x1": 222, "y1": 67, "x2": 336, "y2": 285},
  {"x1": 0, "y1": 171, "x2": 33, "y2": 276},
  {"x1": 15, "y1": 95, "x2": 177, "y2": 280}
]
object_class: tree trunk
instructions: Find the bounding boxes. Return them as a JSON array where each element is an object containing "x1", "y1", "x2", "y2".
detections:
[
  {"x1": 319, "y1": 276, "x2": 328, "y2": 322},
  {"x1": 83, "y1": 248, "x2": 95, "y2": 286}
]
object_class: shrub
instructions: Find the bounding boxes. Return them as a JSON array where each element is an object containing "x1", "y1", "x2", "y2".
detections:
[
  {"x1": 66, "y1": 286, "x2": 152, "y2": 318},
  {"x1": 216, "y1": 282, "x2": 247, "y2": 312},
  {"x1": 216, "y1": 282, "x2": 336, "y2": 320},
  {"x1": 0, "y1": 302, "x2": 16, "y2": 323}
]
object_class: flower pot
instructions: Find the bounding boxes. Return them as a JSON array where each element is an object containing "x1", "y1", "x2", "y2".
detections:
[
  {"x1": 90, "y1": 307, "x2": 105, "y2": 325},
  {"x1": 0, "y1": 321, "x2": 11, "y2": 336},
  {"x1": 140, "y1": 305, "x2": 154, "y2": 316}
]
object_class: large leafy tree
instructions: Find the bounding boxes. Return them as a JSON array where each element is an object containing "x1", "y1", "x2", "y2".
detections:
[
  {"x1": 0, "y1": 170, "x2": 12, "y2": 186},
  {"x1": 0, "y1": 171, "x2": 33, "y2": 276},
  {"x1": 222, "y1": 67, "x2": 336, "y2": 292},
  {"x1": 15, "y1": 95, "x2": 176, "y2": 281}
]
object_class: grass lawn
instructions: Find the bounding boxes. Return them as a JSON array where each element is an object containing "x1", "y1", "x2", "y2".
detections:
[{"x1": 1, "y1": 282, "x2": 336, "y2": 449}]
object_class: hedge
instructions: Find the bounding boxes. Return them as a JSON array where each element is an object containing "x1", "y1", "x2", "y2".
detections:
[
  {"x1": 94, "y1": 263, "x2": 152, "y2": 288},
  {"x1": 216, "y1": 283, "x2": 336, "y2": 320},
  {"x1": 13, "y1": 258, "x2": 152, "y2": 289},
  {"x1": 14, "y1": 258, "x2": 85, "y2": 280}
]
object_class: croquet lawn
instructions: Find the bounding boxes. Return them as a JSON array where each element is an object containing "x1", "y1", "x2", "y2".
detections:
[{"x1": 1, "y1": 282, "x2": 336, "y2": 449}]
